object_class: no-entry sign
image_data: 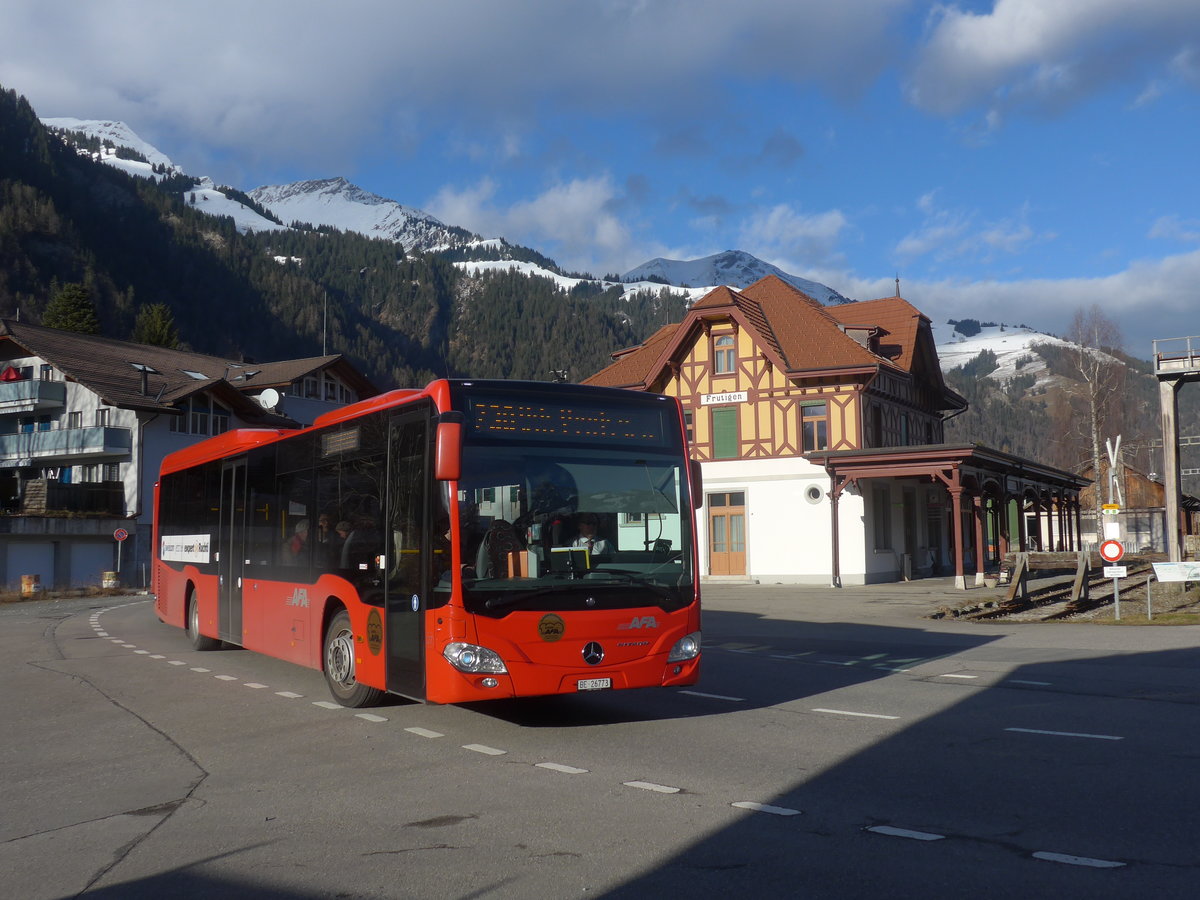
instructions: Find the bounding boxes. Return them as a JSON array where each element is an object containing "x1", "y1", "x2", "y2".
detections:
[{"x1": 1099, "y1": 539, "x2": 1125, "y2": 563}]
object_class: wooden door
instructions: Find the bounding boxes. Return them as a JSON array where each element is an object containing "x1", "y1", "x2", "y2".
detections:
[{"x1": 708, "y1": 491, "x2": 746, "y2": 575}]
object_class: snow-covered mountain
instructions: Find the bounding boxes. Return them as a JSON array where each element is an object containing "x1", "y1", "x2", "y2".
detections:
[
  {"x1": 41, "y1": 117, "x2": 177, "y2": 174},
  {"x1": 932, "y1": 320, "x2": 1080, "y2": 394},
  {"x1": 623, "y1": 250, "x2": 850, "y2": 305},
  {"x1": 42, "y1": 118, "x2": 286, "y2": 234},
  {"x1": 249, "y1": 178, "x2": 471, "y2": 252}
]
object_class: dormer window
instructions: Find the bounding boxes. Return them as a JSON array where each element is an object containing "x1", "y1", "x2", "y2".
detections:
[{"x1": 713, "y1": 335, "x2": 736, "y2": 375}]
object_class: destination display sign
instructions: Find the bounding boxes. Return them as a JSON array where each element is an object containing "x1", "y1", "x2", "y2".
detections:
[{"x1": 466, "y1": 398, "x2": 670, "y2": 447}]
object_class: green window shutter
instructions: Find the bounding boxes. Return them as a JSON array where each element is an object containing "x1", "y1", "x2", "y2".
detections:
[{"x1": 711, "y1": 407, "x2": 738, "y2": 459}]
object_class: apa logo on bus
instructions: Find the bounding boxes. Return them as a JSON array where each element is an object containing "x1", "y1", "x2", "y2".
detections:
[
  {"x1": 285, "y1": 588, "x2": 310, "y2": 608},
  {"x1": 617, "y1": 615, "x2": 658, "y2": 630}
]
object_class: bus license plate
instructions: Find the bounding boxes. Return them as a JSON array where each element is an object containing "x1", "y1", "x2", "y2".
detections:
[{"x1": 577, "y1": 677, "x2": 612, "y2": 691}]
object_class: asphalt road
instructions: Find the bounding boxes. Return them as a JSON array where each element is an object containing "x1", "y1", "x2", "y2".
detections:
[{"x1": 3, "y1": 584, "x2": 1199, "y2": 899}]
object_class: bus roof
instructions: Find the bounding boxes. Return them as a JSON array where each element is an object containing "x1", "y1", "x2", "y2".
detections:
[{"x1": 157, "y1": 379, "x2": 675, "y2": 478}]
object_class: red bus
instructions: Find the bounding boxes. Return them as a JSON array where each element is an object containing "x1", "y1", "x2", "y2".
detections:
[{"x1": 153, "y1": 379, "x2": 701, "y2": 706}]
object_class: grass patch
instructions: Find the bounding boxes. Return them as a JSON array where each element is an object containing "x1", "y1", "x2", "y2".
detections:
[{"x1": 1088, "y1": 583, "x2": 1200, "y2": 625}]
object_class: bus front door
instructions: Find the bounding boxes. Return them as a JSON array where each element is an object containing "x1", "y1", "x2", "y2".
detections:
[
  {"x1": 218, "y1": 459, "x2": 247, "y2": 644},
  {"x1": 384, "y1": 411, "x2": 430, "y2": 700}
]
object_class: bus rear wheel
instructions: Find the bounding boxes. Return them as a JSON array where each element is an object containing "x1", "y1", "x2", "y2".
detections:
[
  {"x1": 185, "y1": 589, "x2": 221, "y2": 651},
  {"x1": 323, "y1": 610, "x2": 384, "y2": 708}
]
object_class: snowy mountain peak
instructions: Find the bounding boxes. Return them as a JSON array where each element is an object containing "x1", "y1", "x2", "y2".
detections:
[
  {"x1": 249, "y1": 178, "x2": 469, "y2": 251},
  {"x1": 41, "y1": 117, "x2": 177, "y2": 171},
  {"x1": 622, "y1": 250, "x2": 850, "y2": 305}
]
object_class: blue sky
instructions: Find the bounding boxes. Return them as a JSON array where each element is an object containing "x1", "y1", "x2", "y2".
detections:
[{"x1": 4, "y1": 0, "x2": 1200, "y2": 357}]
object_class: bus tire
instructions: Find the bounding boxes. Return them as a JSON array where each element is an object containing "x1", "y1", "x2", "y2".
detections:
[
  {"x1": 186, "y1": 589, "x2": 221, "y2": 651},
  {"x1": 323, "y1": 610, "x2": 383, "y2": 708}
]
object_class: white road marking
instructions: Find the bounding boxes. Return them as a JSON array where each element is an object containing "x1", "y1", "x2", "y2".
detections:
[
  {"x1": 150, "y1": 654, "x2": 166, "y2": 659},
  {"x1": 96, "y1": 632, "x2": 108, "y2": 637},
  {"x1": 868, "y1": 825, "x2": 945, "y2": 841},
  {"x1": 940, "y1": 673, "x2": 978, "y2": 679},
  {"x1": 680, "y1": 690, "x2": 745, "y2": 702},
  {"x1": 406, "y1": 727, "x2": 444, "y2": 739},
  {"x1": 356, "y1": 713, "x2": 388, "y2": 723},
  {"x1": 463, "y1": 744, "x2": 506, "y2": 756},
  {"x1": 134, "y1": 650, "x2": 150, "y2": 655},
  {"x1": 624, "y1": 781, "x2": 680, "y2": 794},
  {"x1": 1006, "y1": 727, "x2": 1123, "y2": 741},
  {"x1": 536, "y1": 762, "x2": 589, "y2": 775},
  {"x1": 190, "y1": 667, "x2": 210, "y2": 673},
  {"x1": 1033, "y1": 851, "x2": 1125, "y2": 868},
  {"x1": 770, "y1": 652, "x2": 812, "y2": 659},
  {"x1": 732, "y1": 801, "x2": 800, "y2": 816},
  {"x1": 312, "y1": 701, "x2": 342, "y2": 710},
  {"x1": 812, "y1": 708, "x2": 900, "y2": 720},
  {"x1": 1008, "y1": 679, "x2": 1052, "y2": 686},
  {"x1": 121, "y1": 643, "x2": 137, "y2": 648},
  {"x1": 819, "y1": 659, "x2": 855, "y2": 666},
  {"x1": 244, "y1": 683, "x2": 268, "y2": 689},
  {"x1": 214, "y1": 675, "x2": 238, "y2": 681},
  {"x1": 167, "y1": 660, "x2": 186, "y2": 666},
  {"x1": 275, "y1": 691, "x2": 303, "y2": 699}
]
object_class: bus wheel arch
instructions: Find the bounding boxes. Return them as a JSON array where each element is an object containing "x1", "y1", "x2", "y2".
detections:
[
  {"x1": 185, "y1": 583, "x2": 221, "y2": 651},
  {"x1": 322, "y1": 606, "x2": 384, "y2": 708}
]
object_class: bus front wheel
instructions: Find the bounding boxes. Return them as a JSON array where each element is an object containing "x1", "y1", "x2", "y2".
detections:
[
  {"x1": 185, "y1": 589, "x2": 221, "y2": 651},
  {"x1": 323, "y1": 610, "x2": 384, "y2": 708}
]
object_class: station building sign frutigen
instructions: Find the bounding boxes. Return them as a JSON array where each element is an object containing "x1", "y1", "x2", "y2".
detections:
[{"x1": 700, "y1": 391, "x2": 748, "y2": 406}]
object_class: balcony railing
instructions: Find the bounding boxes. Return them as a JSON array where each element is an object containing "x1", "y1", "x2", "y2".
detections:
[
  {"x1": 0, "y1": 426, "x2": 132, "y2": 464},
  {"x1": 7, "y1": 479, "x2": 126, "y2": 517},
  {"x1": 0, "y1": 380, "x2": 67, "y2": 414}
]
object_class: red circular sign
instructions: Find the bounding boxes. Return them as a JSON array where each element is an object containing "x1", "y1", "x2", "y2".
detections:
[
  {"x1": 1099, "y1": 539, "x2": 1124, "y2": 562},
  {"x1": 113, "y1": 528, "x2": 129, "y2": 542}
]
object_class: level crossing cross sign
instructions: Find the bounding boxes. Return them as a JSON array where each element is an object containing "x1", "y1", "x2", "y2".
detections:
[{"x1": 1099, "y1": 539, "x2": 1125, "y2": 563}]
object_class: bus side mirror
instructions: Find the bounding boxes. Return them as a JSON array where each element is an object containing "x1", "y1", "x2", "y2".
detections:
[
  {"x1": 435, "y1": 414, "x2": 463, "y2": 481},
  {"x1": 690, "y1": 459, "x2": 703, "y2": 509}
]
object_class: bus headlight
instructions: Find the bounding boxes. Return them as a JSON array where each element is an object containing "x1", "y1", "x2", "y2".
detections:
[
  {"x1": 443, "y1": 642, "x2": 508, "y2": 674},
  {"x1": 667, "y1": 631, "x2": 701, "y2": 662}
]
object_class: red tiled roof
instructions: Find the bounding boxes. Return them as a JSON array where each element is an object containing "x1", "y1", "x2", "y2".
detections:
[
  {"x1": 582, "y1": 322, "x2": 680, "y2": 388},
  {"x1": 582, "y1": 275, "x2": 963, "y2": 411}
]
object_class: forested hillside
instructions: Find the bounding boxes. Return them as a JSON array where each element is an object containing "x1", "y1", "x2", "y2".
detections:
[
  {"x1": 943, "y1": 341, "x2": 1200, "y2": 482},
  {"x1": 0, "y1": 86, "x2": 677, "y2": 389}
]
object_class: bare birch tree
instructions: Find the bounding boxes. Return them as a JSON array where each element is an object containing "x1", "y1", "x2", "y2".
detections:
[{"x1": 1066, "y1": 305, "x2": 1126, "y2": 530}]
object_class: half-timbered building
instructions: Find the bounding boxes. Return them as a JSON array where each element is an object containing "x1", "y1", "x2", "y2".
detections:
[{"x1": 584, "y1": 275, "x2": 1087, "y2": 586}]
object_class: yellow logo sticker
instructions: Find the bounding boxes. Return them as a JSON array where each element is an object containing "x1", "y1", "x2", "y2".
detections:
[
  {"x1": 538, "y1": 613, "x2": 565, "y2": 642},
  {"x1": 366, "y1": 609, "x2": 383, "y2": 655}
]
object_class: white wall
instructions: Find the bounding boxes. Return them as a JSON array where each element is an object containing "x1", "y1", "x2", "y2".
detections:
[{"x1": 697, "y1": 457, "x2": 870, "y2": 585}]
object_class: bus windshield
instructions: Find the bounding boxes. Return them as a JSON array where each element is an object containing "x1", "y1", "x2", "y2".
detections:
[{"x1": 455, "y1": 443, "x2": 693, "y2": 616}]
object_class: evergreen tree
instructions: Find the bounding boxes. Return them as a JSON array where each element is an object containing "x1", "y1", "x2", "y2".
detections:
[
  {"x1": 132, "y1": 301, "x2": 180, "y2": 348},
  {"x1": 42, "y1": 282, "x2": 100, "y2": 333}
]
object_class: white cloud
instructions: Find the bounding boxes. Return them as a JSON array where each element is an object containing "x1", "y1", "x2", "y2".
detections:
[
  {"x1": 428, "y1": 175, "x2": 643, "y2": 274},
  {"x1": 1149, "y1": 214, "x2": 1200, "y2": 243},
  {"x1": 908, "y1": 0, "x2": 1200, "y2": 117},
  {"x1": 841, "y1": 248, "x2": 1200, "y2": 360},
  {"x1": 737, "y1": 204, "x2": 848, "y2": 270},
  {"x1": 895, "y1": 194, "x2": 1051, "y2": 263},
  {"x1": 1, "y1": 0, "x2": 908, "y2": 176}
]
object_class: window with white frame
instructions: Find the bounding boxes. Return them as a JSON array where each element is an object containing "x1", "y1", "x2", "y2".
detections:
[
  {"x1": 67, "y1": 411, "x2": 82, "y2": 429},
  {"x1": 713, "y1": 334, "x2": 736, "y2": 375},
  {"x1": 103, "y1": 463, "x2": 120, "y2": 482},
  {"x1": 95, "y1": 408, "x2": 110, "y2": 427}
]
